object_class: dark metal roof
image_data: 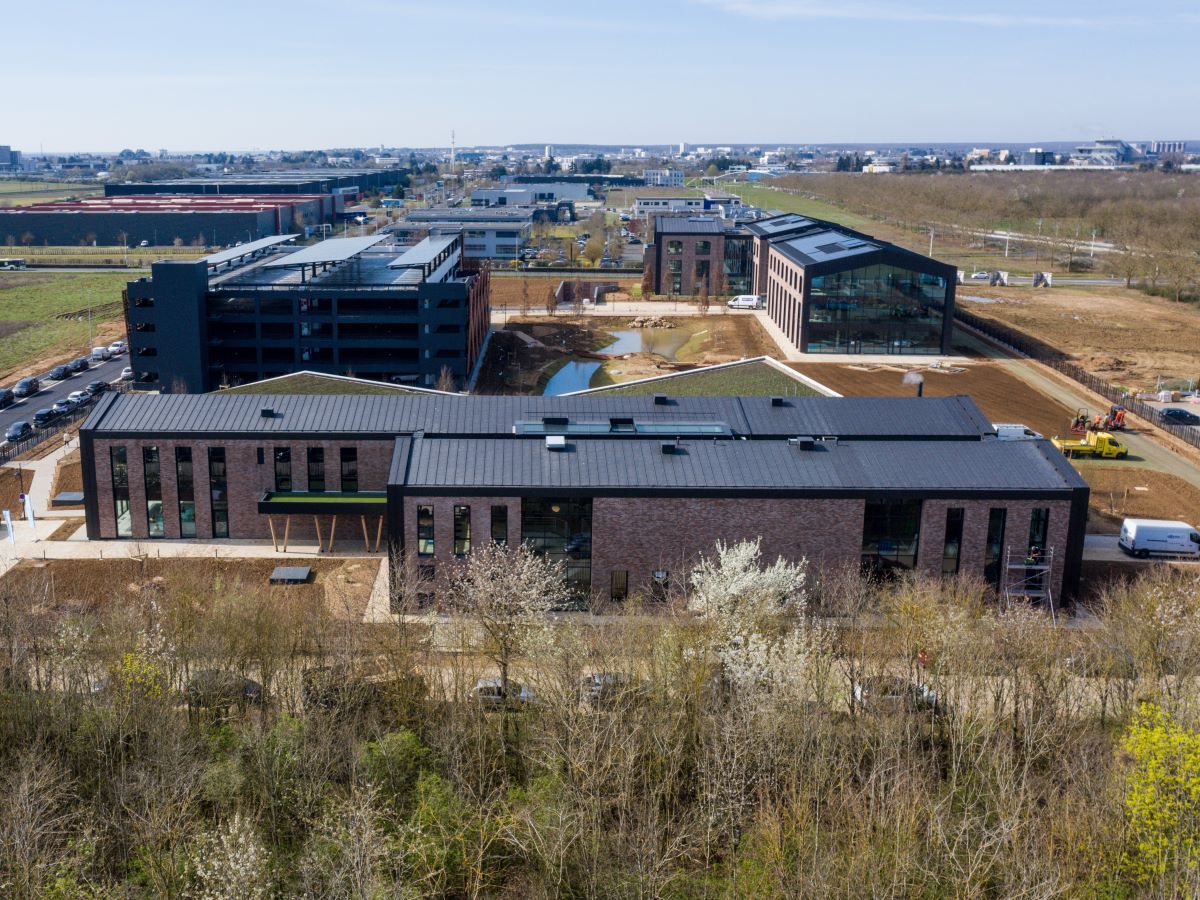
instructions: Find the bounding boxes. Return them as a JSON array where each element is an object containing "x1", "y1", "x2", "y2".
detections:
[
  {"x1": 82, "y1": 393, "x2": 996, "y2": 441},
  {"x1": 743, "y1": 213, "x2": 820, "y2": 237},
  {"x1": 397, "y1": 436, "x2": 1086, "y2": 494},
  {"x1": 653, "y1": 216, "x2": 724, "y2": 235}
]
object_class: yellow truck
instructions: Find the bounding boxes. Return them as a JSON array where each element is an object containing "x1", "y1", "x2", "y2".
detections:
[{"x1": 1051, "y1": 430, "x2": 1129, "y2": 459}]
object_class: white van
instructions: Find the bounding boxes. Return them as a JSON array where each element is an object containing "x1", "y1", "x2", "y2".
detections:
[
  {"x1": 727, "y1": 294, "x2": 764, "y2": 309},
  {"x1": 1119, "y1": 518, "x2": 1200, "y2": 559},
  {"x1": 91, "y1": 346, "x2": 110, "y2": 362},
  {"x1": 992, "y1": 423, "x2": 1043, "y2": 441}
]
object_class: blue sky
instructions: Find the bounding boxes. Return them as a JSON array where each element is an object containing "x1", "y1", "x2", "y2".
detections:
[{"x1": 8, "y1": 0, "x2": 1197, "y2": 152}]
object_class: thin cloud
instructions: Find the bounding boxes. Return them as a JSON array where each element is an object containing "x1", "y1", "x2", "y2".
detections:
[{"x1": 694, "y1": 0, "x2": 1151, "y2": 28}]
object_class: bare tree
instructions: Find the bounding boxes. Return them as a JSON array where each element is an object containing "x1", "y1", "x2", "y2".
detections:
[
  {"x1": 435, "y1": 365, "x2": 457, "y2": 393},
  {"x1": 545, "y1": 284, "x2": 558, "y2": 317}
]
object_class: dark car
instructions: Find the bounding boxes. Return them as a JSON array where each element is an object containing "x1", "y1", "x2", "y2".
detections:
[
  {"x1": 0, "y1": 389, "x2": 13, "y2": 410},
  {"x1": 184, "y1": 669, "x2": 264, "y2": 710},
  {"x1": 68, "y1": 357, "x2": 89, "y2": 374},
  {"x1": 1162, "y1": 408, "x2": 1200, "y2": 426},
  {"x1": 32, "y1": 408, "x2": 57, "y2": 428},
  {"x1": 5, "y1": 421, "x2": 31, "y2": 442},
  {"x1": 48, "y1": 365, "x2": 70, "y2": 381},
  {"x1": 84, "y1": 380, "x2": 109, "y2": 396},
  {"x1": 13, "y1": 377, "x2": 40, "y2": 398}
]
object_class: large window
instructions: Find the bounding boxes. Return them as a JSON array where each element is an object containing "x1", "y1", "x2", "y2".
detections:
[
  {"x1": 942, "y1": 507, "x2": 964, "y2": 575},
  {"x1": 209, "y1": 448, "x2": 228, "y2": 539},
  {"x1": 340, "y1": 448, "x2": 358, "y2": 493},
  {"x1": 307, "y1": 447, "x2": 325, "y2": 493},
  {"x1": 1028, "y1": 508, "x2": 1050, "y2": 553},
  {"x1": 666, "y1": 240, "x2": 682, "y2": 254},
  {"x1": 984, "y1": 508, "x2": 1007, "y2": 589},
  {"x1": 521, "y1": 497, "x2": 592, "y2": 595},
  {"x1": 806, "y1": 263, "x2": 948, "y2": 355},
  {"x1": 143, "y1": 447, "x2": 164, "y2": 538},
  {"x1": 453, "y1": 505, "x2": 471, "y2": 556},
  {"x1": 416, "y1": 505, "x2": 434, "y2": 557},
  {"x1": 723, "y1": 236, "x2": 753, "y2": 295},
  {"x1": 694, "y1": 259, "x2": 710, "y2": 288},
  {"x1": 176, "y1": 447, "x2": 195, "y2": 538},
  {"x1": 861, "y1": 499, "x2": 922, "y2": 574},
  {"x1": 111, "y1": 446, "x2": 131, "y2": 538},
  {"x1": 491, "y1": 505, "x2": 508, "y2": 546},
  {"x1": 273, "y1": 448, "x2": 291, "y2": 492},
  {"x1": 694, "y1": 240, "x2": 711, "y2": 256}
]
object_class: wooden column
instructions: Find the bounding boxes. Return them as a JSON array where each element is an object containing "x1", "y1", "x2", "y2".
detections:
[
  {"x1": 328, "y1": 515, "x2": 337, "y2": 553},
  {"x1": 268, "y1": 516, "x2": 278, "y2": 552}
]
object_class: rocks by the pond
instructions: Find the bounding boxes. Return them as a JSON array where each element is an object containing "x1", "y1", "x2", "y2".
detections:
[{"x1": 626, "y1": 316, "x2": 676, "y2": 329}]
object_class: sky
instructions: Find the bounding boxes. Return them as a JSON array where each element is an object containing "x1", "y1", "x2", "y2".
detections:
[{"x1": 7, "y1": 0, "x2": 1198, "y2": 153}]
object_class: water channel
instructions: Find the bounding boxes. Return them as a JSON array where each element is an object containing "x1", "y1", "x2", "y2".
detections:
[{"x1": 541, "y1": 328, "x2": 691, "y2": 395}]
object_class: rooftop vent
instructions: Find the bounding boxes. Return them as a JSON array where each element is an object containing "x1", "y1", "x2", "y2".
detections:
[
  {"x1": 771, "y1": 396, "x2": 786, "y2": 407},
  {"x1": 660, "y1": 441, "x2": 679, "y2": 456},
  {"x1": 545, "y1": 435, "x2": 567, "y2": 452},
  {"x1": 789, "y1": 436, "x2": 816, "y2": 451},
  {"x1": 653, "y1": 394, "x2": 669, "y2": 406},
  {"x1": 260, "y1": 407, "x2": 274, "y2": 419}
]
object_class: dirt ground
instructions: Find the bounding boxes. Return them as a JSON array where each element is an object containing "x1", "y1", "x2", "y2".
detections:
[
  {"x1": 958, "y1": 284, "x2": 1200, "y2": 387},
  {"x1": 476, "y1": 314, "x2": 778, "y2": 394},
  {"x1": 1080, "y1": 465, "x2": 1200, "y2": 534},
  {"x1": 791, "y1": 360, "x2": 1078, "y2": 439},
  {"x1": 50, "y1": 448, "x2": 83, "y2": 507},
  {"x1": 490, "y1": 276, "x2": 639, "y2": 310}
]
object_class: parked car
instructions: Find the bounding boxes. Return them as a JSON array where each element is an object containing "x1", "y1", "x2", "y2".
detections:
[
  {"x1": 48, "y1": 364, "x2": 70, "y2": 381},
  {"x1": 5, "y1": 421, "x2": 31, "y2": 442},
  {"x1": 107, "y1": 340, "x2": 126, "y2": 355},
  {"x1": 579, "y1": 672, "x2": 647, "y2": 708},
  {"x1": 120, "y1": 367, "x2": 134, "y2": 381},
  {"x1": 1162, "y1": 408, "x2": 1200, "y2": 426},
  {"x1": 90, "y1": 346, "x2": 110, "y2": 362},
  {"x1": 184, "y1": 669, "x2": 264, "y2": 709},
  {"x1": 1119, "y1": 518, "x2": 1200, "y2": 559},
  {"x1": 67, "y1": 390, "x2": 90, "y2": 405},
  {"x1": 13, "y1": 377, "x2": 40, "y2": 398},
  {"x1": 854, "y1": 675, "x2": 943, "y2": 716},
  {"x1": 472, "y1": 677, "x2": 534, "y2": 711},
  {"x1": 727, "y1": 294, "x2": 764, "y2": 309},
  {"x1": 85, "y1": 380, "x2": 109, "y2": 396},
  {"x1": 68, "y1": 356, "x2": 90, "y2": 373},
  {"x1": 51, "y1": 399, "x2": 75, "y2": 415},
  {"x1": 0, "y1": 388, "x2": 14, "y2": 410},
  {"x1": 969, "y1": 270, "x2": 990, "y2": 280},
  {"x1": 32, "y1": 408, "x2": 58, "y2": 429},
  {"x1": 992, "y1": 423, "x2": 1043, "y2": 441}
]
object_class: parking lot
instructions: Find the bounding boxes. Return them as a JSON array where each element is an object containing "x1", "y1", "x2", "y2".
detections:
[{"x1": 0, "y1": 351, "x2": 129, "y2": 445}]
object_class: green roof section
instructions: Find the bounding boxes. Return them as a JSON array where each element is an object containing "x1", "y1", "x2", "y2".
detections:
[
  {"x1": 219, "y1": 371, "x2": 446, "y2": 397},
  {"x1": 261, "y1": 491, "x2": 387, "y2": 505},
  {"x1": 573, "y1": 357, "x2": 837, "y2": 399}
]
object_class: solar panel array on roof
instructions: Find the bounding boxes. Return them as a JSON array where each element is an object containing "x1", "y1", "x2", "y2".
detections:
[
  {"x1": 202, "y1": 234, "x2": 299, "y2": 268},
  {"x1": 388, "y1": 234, "x2": 459, "y2": 269},
  {"x1": 263, "y1": 235, "x2": 388, "y2": 268}
]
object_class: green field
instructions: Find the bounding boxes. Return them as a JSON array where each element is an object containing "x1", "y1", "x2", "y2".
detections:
[
  {"x1": 589, "y1": 360, "x2": 824, "y2": 396},
  {"x1": 0, "y1": 271, "x2": 132, "y2": 377},
  {"x1": 0, "y1": 180, "x2": 101, "y2": 207},
  {"x1": 723, "y1": 184, "x2": 872, "y2": 229},
  {"x1": 222, "y1": 372, "x2": 426, "y2": 396}
]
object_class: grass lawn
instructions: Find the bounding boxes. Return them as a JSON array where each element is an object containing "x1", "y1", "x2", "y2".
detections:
[
  {"x1": 221, "y1": 372, "x2": 428, "y2": 396},
  {"x1": 0, "y1": 180, "x2": 101, "y2": 207},
  {"x1": 0, "y1": 271, "x2": 132, "y2": 379},
  {"x1": 724, "y1": 184, "x2": 872, "y2": 229},
  {"x1": 590, "y1": 360, "x2": 824, "y2": 397},
  {"x1": 263, "y1": 492, "x2": 387, "y2": 504}
]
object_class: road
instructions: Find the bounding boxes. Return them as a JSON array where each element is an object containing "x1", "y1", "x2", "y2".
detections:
[{"x1": 0, "y1": 353, "x2": 129, "y2": 442}]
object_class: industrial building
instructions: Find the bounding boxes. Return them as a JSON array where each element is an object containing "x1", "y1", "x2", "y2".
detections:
[
  {"x1": 78, "y1": 390, "x2": 1089, "y2": 607},
  {"x1": 122, "y1": 233, "x2": 490, "y2": 392},
  {"x1": 104, "y1": 170, "x2": 398, "y2": 199},
  {"x1": 646, "y1": 213, "x2": 956, "y2": 355},
  {"x1": 393, "y1": 208, "x2": 535, "y2": 260},
  {"x1": 0, "y1": 194, "x2": 335, "y2": 247}
]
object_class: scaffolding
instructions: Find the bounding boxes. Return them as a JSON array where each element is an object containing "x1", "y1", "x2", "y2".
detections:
[{"x1": 1001, "y1": 545, "x2": 1056, "y2": 625}]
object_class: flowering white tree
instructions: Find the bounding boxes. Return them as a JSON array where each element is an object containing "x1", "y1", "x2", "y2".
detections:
[
  {"x1": 687, "y1": 539, "x2": 822, "y2": 691},
  {"x1": 187, "y1": 812, "x2": 269, "y2": 900}
]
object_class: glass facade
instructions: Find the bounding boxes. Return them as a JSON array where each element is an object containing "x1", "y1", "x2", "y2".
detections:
[
  {"x1": 490, "y1": 505, "x2": 507, "y2": 545},
  {"x1": 722, "y1": 236, "x2": 753, "y2": 295},
  {"x1": 942, "y1": 507, "x2": 964, "y2": 575},
  {"x1": 521, "y1": 497, "x2": 592, "y2": 595},
  {"x1": 453, "y1": 505, "x2": 471, "y2": 556},
  {"x1": 209, "y1": 448, "x2": 228, "y2": 539},
  {"x1": 416, "y1": 505, "x2": 434, "y2": 557},
  {"x1": 175, "y1": 447, "x2": 195, "y2": 538},
  {"x1": 861, "y1": 499, "x2": 922, "y2": 575},
  {"x1": 984, "y1": 508, "x2": 1007, "y2": 589},
  {"x1": 807, "y1": 263, "x2": 948, "y2": 354},
  {"x1": 111, "y1": 446, "x2": 131, "y2": 538},
  {"x1": 143, "y1": 447, "x2": 164, "y2": 538}
]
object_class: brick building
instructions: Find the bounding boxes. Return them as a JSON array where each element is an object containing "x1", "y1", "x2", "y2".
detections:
[{"x1": 80, "y1": 391, "x2": 1089, "y2": 608}]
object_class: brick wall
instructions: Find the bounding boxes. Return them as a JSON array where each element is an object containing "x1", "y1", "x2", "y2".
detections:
[
  {"x1": 658, "y1": 233, "x2": 724, "y2": 295},
  {"x1": 91, "y1": 437, "x2": 395, "y2": 541}
]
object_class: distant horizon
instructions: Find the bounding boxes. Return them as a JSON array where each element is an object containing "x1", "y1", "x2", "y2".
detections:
[{"x1": 6, "y1": 0, "x2": 1196, "y2": 151}]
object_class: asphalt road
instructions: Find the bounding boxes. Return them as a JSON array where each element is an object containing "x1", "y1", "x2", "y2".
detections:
[{"x1": 0, "y1": 352, "x2": 129, "y2": 442}]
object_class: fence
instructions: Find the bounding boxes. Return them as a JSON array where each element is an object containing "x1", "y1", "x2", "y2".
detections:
[
  {"x1": 953, "y1": 306, "x2": 1200, "y2": 453},
  {"x1": 0, "y1": 382, "x2": 130, "y2": 466}
]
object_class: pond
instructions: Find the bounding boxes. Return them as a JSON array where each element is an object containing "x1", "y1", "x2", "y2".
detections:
[{"x1": 541, "y1": 327, "x2": 691, "y2": 396}]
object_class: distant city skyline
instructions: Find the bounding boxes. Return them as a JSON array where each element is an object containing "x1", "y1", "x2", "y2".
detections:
[{"x1": 7, "y1": 0, "x2": 1197, "y2": 153}]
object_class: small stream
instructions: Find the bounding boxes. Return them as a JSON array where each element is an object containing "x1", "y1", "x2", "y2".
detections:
[{"x1": 542, "y1": 328, "x2": 690, "y2": 395}]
